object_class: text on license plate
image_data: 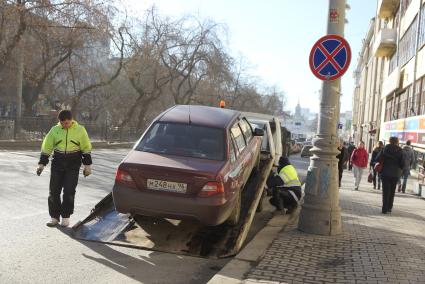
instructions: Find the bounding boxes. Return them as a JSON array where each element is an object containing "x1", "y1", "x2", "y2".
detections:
[{"x1": 147, "y1": 179, "x2": 187, "y2": 193}]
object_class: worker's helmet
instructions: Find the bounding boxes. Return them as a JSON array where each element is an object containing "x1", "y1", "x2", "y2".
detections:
[{"x1": 219, "y1": 100, "x2": 226, "y2": 108}]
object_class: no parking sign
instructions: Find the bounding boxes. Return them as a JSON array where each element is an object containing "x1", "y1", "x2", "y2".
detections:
[{"x1": 309, "y1": 34, "x2": 351, "y2": 81}]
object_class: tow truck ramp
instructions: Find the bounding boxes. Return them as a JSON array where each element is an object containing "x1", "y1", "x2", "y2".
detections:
[{"x1": 72, "y1": 159, "x2": 273, "y2": 258}]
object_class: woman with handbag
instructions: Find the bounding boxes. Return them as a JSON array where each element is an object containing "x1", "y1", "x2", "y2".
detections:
[
  {"x1": 350, "y1": 141, "x2": 368, "y2": 191},
  {"x1": 376, "y1": 137, "x2": 403, "y2": 214},
  {"x1": 370, "y1": 141, "x2": 384, "y2": 190}
]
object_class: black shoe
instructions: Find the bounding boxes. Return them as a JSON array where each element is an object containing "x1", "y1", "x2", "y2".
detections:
[
  {"x1": 388, "y1": 209, "x2": 392, "y2": 213},
  {"x1": 381, "y1": 211, "x2": 387, "y2": 214}
]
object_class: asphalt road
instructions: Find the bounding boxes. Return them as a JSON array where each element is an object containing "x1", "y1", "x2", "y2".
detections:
[{"x1": 0, "y1": 149, "x2": 283, "y2": 284}]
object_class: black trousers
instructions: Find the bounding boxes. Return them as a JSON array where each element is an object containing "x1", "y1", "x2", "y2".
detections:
[
  {"x1": 48, "y1": 167, "x2": 79, "y2": 219},
  {"x1": 372, "y1": 170, "x2": 381, "y2": 189},
  {"x1": 270, "y1": 187, "x2": 301, "y2": 211},
  {"x1": 338, "y1": 167, "x2": 343, "y2": 187},
  {"x1": 381, "y1": 176, "x2": 398, "y2": 213}
]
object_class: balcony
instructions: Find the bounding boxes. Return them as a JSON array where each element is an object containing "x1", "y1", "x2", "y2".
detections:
[
  {"x1": 377, "y1": 0, "x2": 400, "y2": 18},
  {"x1": 373, "y1": 28, "x2": 397, "y2": 57}
]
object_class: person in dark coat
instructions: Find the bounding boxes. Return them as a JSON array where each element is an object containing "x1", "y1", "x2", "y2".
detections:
[
  {"x1": 336, "y1": 140, "x2": 348, "y2": 188},
  {"x1": 376, "y1": 137, "x2": 403, "y2": 214},
  {"x1": 370, "y1": 141, "x2": 384, "y2": 190},
  {"x1": 397, "y1": 140, "x2": 415, "y2": 193},
  {"x1": 347, "y1": 142, "x2": 356, "y2": 171}
]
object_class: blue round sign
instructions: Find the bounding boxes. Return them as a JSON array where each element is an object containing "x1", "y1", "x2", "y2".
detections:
[{"x1": 309, "y1": 34, "x2": 351, "y2": 81}]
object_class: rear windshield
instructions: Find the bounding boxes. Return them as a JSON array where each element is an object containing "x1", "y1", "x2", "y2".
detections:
[{"x1": 136, "y1": 122, "x2": 225, "y2": 161}]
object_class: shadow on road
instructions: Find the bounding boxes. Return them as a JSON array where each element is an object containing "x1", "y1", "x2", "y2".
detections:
[{"x1": 57, "y1": 226, "x2": 221, "y2": 284}]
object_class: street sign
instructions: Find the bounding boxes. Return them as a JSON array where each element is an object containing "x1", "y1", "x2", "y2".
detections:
[{"x1": 309, "y1": 34, "x2": 351, "y2": 81}]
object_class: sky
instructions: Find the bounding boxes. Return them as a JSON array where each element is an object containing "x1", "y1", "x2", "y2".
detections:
[{"x1": 124, "y1": 0, "x2": 377, "y2": 114}]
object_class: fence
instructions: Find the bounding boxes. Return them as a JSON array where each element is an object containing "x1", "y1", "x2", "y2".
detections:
[{"x1": 0, "y1": 117, "x2": 141, "y2": 142}]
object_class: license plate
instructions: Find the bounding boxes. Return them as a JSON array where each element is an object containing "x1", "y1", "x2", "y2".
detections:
[{"x1": 147, "y1": 179, "x2": 187, "y2": 193}]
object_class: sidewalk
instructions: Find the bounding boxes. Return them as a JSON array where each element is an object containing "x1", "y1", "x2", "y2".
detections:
[{"x1": 242, "y1": 171, "x2": 425, "y2": 284}]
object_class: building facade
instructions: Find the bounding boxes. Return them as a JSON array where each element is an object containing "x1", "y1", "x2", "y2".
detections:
[{"x1": 353, "y1": 0, "x2": 425, "y2": 156}]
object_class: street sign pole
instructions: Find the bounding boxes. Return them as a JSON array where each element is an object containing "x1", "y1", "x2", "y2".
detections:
[{"x1": 298, "y1": 0, "x2": 346, "y2": 235}]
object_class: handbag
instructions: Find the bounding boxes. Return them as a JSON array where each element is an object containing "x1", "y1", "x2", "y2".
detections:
[
  {"x1": 367, "y1": 172, "x2": 373, "y2": 183},
  {"x1": 374, "y1": 156, "x2": 384, "y2": 173}
]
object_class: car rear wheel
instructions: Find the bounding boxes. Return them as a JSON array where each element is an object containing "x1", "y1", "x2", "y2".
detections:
[{"x1": 226, "y1": 191, "x2": 241, "y2": 226}]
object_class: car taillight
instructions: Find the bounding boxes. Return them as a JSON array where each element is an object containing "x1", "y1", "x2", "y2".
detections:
[
  {"x1": 115, "y1": 169, "x2": 137, "y2": 189},
  {"x1": 198, "y1": 181, "x2": 224, "y2": 197}
]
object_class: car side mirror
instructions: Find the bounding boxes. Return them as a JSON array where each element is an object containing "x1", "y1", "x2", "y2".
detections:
[{"x1": 254, "y1": 128, "x2": 264, "y2": 136}]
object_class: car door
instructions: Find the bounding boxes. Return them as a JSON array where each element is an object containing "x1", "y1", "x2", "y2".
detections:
[
  {"x1": 230, "y1": 122, "x2": 249, "y2": 188},
  {"x1": 239, "y1": 118, "x2": 257, "y2": 179},
  {"x1": 225, "y1": 133, "x2": 243, "y2": 194}
]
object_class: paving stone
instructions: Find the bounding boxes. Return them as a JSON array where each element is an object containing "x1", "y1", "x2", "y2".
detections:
[{"x1": 244, "y1": 173, "x2": 425, "y2": 284}]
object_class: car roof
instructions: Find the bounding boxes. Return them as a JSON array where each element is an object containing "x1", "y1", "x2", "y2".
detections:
[{"x1": 158, "y1": 105, "x2": 240, "y2": 128}]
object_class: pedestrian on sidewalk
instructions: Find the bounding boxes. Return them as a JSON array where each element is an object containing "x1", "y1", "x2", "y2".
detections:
[
  {"x1": 350, "y1": 141, "x2": 368, "y2": 191},
  {"x1": 376, "y1": 137, "x2": 403, "y2": 214},
  {"x1": 347, "y1": 142, "x2": 356, "y2": 171},
  {"x1": 397, "y1": 140, "x2": 415, "y2": 193},
  {"x1": 370, "y1": 141, "x2": 384, "y2": 190},
  {"x1": 36, "y1": 110, "x2": 93, "y2": 227},
  {"x1": 336, "y1": 139, "x2": 348, "y2": 188},
  {"x1": 266, "y1": 157, "x2": 302, "y2": 214}
]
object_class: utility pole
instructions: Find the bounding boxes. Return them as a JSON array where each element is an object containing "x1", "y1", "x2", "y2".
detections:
[{"x1": 298, "y1": 0, "x2": 347, "y2": 235}]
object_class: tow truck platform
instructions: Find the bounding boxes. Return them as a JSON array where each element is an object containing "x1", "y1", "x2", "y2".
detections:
[{"x1": 72, "y1": 159, "x2": 274, "y2": 258}]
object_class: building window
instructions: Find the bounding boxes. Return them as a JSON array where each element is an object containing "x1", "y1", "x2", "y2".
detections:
[
  {"x1": 399, "y1": 16, "x2": 418, "y2": 67},
  {"x1": 419, "y1": 4, "x2": 425, "y2": 49},
  {"x1": 396, "y1": 91, "x2": 408, "y2": 119},
  {"x1": 385, "y1": 98, "x2": 393, "y2": 122},
  {"x1": 388, "y1": 52, "x2": 398, "y2": 74},
  {"x1": 413, "y1": 80, "x2": 422, "y2": 115},
  {"x1": 421, "y1": 77, "x2": 425, "y2": 114},
  {"x1": 407, "y1": 85, "x2": 414, "y2": 116}
]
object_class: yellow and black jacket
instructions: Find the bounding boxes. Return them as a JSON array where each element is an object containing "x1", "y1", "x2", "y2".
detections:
[{"x1": 39, "y1": 120, "x2": 92, "y2": 168}]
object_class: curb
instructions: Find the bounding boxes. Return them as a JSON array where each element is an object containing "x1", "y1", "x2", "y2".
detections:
[
  {"x1": 0, "y1": 141, "x2": 135, "y2": 150},
  {"x1": 208, "y1": 210, "x2": 300, "y2": 284}
]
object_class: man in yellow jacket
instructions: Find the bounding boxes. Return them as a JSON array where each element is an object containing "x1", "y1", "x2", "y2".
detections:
[
  {"x1": 266, "y1": 157, "x2": 302, "y2": 214},
  {"x1": 37, "y1": 110, "x2": 92, "y2": 227}
]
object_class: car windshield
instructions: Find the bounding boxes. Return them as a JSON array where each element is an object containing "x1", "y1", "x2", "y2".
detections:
[{"x1": 135, "y1": 122, "x2": 225, "y2": 161}]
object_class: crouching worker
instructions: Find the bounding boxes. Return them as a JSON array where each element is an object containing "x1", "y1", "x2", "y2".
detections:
[
  {"x1": 36, "y1": 110, "x2": 92, "y2": 227},
  {"x1": 266, "y1": 157, "x2": 302, "y2": 214}
]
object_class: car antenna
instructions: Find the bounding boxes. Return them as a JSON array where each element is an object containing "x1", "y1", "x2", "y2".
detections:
[{"x1": 188, "y1": 105, "x2": 192, "y2": 124}]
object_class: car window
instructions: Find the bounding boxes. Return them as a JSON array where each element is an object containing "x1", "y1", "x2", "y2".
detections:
[
  {"x1": 240, "y1": 118, "x2": 253, "y2": 143},
  {"x1": 230, "y1": 123, "x2": 246, "y2": 153},
  {"x1": 136, "y1": 122, "x2": 225, "y2": 160},
  {"x1": 229, "y1": 137, "x2": 236, "y2": 163}
]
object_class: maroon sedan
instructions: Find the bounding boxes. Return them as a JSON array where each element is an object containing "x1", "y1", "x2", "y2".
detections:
[{"x1": 112, "y1": 105, "x2": 263, "y2": 226}]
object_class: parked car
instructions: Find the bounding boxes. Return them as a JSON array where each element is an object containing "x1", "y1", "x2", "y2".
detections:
[
  {"x1": 244, "y1": 112, "x2": 282, "y2": 167},
  {"x1": 300, "y1": 144, "x2": 313, "y2": 158},
  {"x1": 112, "y1": 105, "x2": 263, "y2": 226}
]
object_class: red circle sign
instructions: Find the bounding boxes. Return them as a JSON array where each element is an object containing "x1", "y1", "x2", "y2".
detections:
[{"x1": 309, "y1": 34, "x2": 351, "y2": 81}]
